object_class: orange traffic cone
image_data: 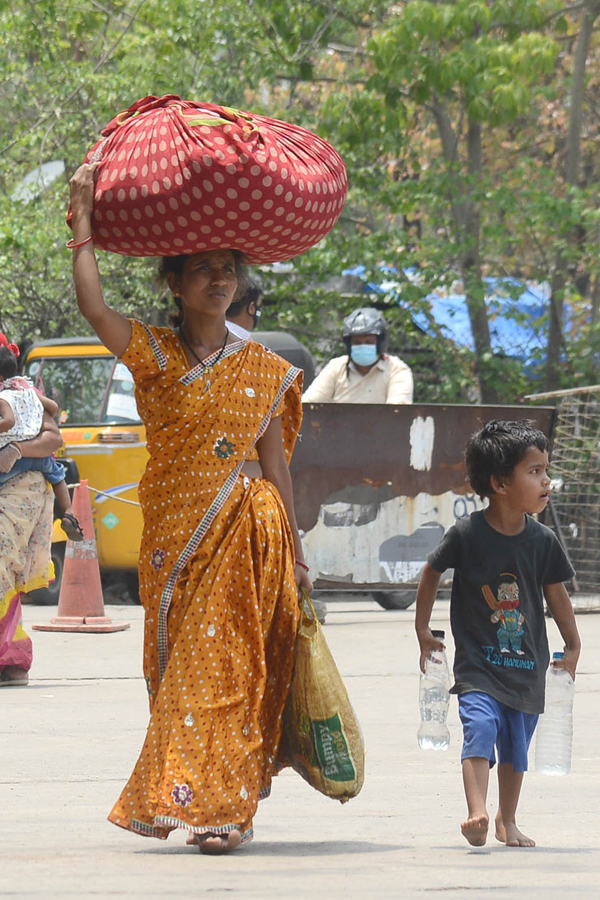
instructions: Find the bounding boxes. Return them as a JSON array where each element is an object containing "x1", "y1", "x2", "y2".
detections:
[{"x1": 33, "y1": 479, "x2": 130, "y2": 634}]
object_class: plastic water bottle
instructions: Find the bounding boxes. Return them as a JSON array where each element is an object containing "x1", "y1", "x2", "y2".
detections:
[
  {"x1": 418, "y1": 629, "x2": 451, "y2": 750},
  {"x1": 535, "y1": 652, "x2": 574, "y2": 776}
]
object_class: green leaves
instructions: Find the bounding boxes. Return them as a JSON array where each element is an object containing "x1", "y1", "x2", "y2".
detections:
[{"x1": 0, "y1": 0, "x2": 599, "y2": 400}]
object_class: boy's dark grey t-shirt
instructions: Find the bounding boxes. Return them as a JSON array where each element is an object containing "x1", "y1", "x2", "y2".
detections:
[{"x1": 427, "y1": 511, "x2": 574, "y2": 714}]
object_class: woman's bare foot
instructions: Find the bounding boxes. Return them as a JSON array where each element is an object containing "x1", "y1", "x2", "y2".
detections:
[
  {"x1": 192, "y1": 830, "x2": 242, "y2": 855},
  {"x1": 495, "y1": 819, "x2": 535, "y2": 847},
  {"x1": 461, "y1": 814, "x2": 489, "y2": 846}
]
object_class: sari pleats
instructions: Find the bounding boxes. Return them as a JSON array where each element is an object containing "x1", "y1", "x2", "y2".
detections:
[{"x1": 0, "y1": 472, "x2": 54, "y2": 674}]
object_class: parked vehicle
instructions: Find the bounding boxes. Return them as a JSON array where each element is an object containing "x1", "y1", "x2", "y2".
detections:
[{"x1": 23, "y1": 337, "x2": 145, "y2": 603}]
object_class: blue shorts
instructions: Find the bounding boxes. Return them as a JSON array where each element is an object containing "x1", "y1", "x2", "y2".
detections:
[
  {"x1": 0, "y1": 455, "x2": 65, "y2": 486},
  {"x1": 458, "y1": 691, "x2": 538, "y2": 773}
]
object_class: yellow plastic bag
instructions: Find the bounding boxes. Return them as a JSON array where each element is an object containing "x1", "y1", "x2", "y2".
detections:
[{"x1": 282, "y1": 590, "x2": 365, "y2": 803}]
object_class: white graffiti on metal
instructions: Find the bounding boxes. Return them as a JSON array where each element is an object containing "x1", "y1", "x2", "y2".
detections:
[
  {"x1": 302, "y1": 490, "x2": 486, "y2": 586},
  {"x1": 409, "y1": 416, "x2": 435, "y2": 471}
]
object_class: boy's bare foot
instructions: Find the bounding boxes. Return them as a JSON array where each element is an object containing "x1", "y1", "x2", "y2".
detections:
[
  {"x1": 495, "y1": 819, "x2": 535, "y2": 847},
  {"x1": 192, "y1": 830, "x2": 242, "y2": 855},
  {"x1": 461, "y1": 814, "x2": 489, "y2": 846}
]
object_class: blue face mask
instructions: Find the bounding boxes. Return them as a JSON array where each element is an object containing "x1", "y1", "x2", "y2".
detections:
[{"x1": 350, "y1": 344, "x2": 378, "y2": 367}]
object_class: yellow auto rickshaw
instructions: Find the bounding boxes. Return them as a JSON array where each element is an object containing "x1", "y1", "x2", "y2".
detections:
[
  {"x1": 23, "y1": 332, "x2": 315, "y2": 603},
  {"x1": 24, "y1": 337, "x2": 147, "y2": 603}
]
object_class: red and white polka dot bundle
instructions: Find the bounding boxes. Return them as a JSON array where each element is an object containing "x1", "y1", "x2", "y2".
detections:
[{"x1": 68, "y1": 94, "x2": 348, "y2": 263}]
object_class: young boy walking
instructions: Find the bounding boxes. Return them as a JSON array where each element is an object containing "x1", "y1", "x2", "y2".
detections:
[{"x1": 416, "y1": 420, "x2": 581, "y2": 848}]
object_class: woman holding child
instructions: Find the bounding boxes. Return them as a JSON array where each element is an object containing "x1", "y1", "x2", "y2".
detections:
[
  {"x1": 69, "y1": 162, "x2": 312, "y2": 853},
  {"x1": 0, "y1": 342, "x2": 63, "y2": 686}
]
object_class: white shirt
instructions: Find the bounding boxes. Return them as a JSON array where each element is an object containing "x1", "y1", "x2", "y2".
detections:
[
  {"x1": 226, "y1": 320, "x2": 250, "y2": 341},
  {"x1": 302, "y1": 354, "x2": 414, "y2": 404},
  {"x1": 0, "y1": 382, "x2": 43, "y2": 447}
]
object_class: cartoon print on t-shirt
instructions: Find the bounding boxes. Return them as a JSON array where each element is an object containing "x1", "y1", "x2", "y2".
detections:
[{"x1": 482, "y1": 574, "x2": 525, "y2": 656}]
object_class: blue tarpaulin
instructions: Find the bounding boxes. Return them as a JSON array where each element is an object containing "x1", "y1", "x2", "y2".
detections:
[{"x1": 342, "y1": 266, "x2": 549, "y2": 359}]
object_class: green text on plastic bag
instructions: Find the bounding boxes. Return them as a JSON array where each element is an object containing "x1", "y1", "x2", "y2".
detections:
[{"x1": 312, "y1": 713, "x2": 357, "y2": 782}]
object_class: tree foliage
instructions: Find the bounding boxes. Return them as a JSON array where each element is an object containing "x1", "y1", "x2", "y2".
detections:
[{"x1": 2, "y1": 0, "x2": 600, "y2": 401}]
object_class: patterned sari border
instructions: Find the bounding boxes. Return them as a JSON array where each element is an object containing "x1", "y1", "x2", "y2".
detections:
[
  {"x1": 252, "y1": 365, "x2": 302, "y2": 447},
  {"x1": 156, "y1": 363, "x2": 302, "y2": 678},
  {"x1": 179, "y1": 340, "x2": 245, "y2": 387},
  {"x1": 129, "y1": 817, "x2": 253, "y2": 843},
  {"x1": 140, "y1": 322, "x2": 168, "y2": 370},
  {"x1": 157, "y1": 460, "x2": 243, "y2": 676},
  {"x1": 3, "y1": 570, "x2": 53, "y2": 607}
]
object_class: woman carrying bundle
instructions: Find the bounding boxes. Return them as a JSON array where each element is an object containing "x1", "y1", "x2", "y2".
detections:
[{"x1": 69, "y1": 162, "x2": 312, "y2": 853}]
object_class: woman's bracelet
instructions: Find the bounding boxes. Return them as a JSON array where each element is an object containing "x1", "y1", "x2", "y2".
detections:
[
  {"x1": 10, "y1": 443, "x2": 22, "y2": 459},
  {"x1": 295, "y1": 560, "x2": 310, "y2": 572},
  {"x1": 66, "y1": 235, "x2": 93, "y2": 250}
]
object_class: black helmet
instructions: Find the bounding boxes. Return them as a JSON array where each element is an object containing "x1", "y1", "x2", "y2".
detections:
[{"x1": 342, "y1": 307, "x2": 388, "y2": 356}]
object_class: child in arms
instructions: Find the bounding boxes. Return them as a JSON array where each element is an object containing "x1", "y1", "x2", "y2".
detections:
[{"x1": 0, "y1": 343, "x2": 83, "y2": 542}]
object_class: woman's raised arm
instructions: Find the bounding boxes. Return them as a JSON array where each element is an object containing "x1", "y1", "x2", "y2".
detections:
[{"x1": 70, "y1": 163, "x2": 132, "y2": 358}]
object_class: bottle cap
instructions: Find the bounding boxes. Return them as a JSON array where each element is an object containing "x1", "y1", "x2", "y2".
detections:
[
  {"x1": 432, "y1": 630, "x2": 445, "y2": 639},
  {"x1": 552, "y1": 651, "x2": 564, "y2": 659}
]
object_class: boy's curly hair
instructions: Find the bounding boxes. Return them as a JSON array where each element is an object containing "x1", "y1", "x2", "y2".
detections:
[{"x1": 465, "y1": 419, "x2": 548, "y2": 500}]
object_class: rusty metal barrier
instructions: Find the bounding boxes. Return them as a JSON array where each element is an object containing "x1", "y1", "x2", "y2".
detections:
[{"x1": 291, "y1": 404, "x2": 556, "y2": 603}]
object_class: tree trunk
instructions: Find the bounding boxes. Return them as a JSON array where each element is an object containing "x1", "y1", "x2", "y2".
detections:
[
  {"x1": 432, "y1": 104, "x2": 496, "y2": 401},
  {"x1": 546, "y1": 0, "x2": 600, "y2": 390},
  {"x1": 462, "y1": 118, "x2": 498, "y2": 402}
]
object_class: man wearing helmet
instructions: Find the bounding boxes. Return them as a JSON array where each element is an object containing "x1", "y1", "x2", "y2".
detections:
[{"x1": 302, "y1": 307, "x2": 414, "y2": 404}]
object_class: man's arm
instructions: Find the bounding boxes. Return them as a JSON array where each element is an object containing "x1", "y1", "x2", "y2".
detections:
[
  {"x1": 302, "y1": 359, "x2": 339, "y2": 403},
  {"x1": 386, "y1": 358, "x2": 414, "y2": 404}
]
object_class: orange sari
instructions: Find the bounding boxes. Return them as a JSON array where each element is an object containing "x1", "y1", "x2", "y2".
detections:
[{"x1": 108, "y1": 321, "x2": 303, "y2": 843}]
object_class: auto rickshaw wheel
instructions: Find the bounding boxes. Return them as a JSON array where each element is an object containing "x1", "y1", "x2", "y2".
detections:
[
  {"x1": 372, "y1": 590, "x2": 416, "y2": 610},
  {"x1": 125, "y1": 571, "x2": 140, "y2": 604}
]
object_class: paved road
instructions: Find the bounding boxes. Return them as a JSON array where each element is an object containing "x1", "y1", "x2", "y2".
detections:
[{"x1": 3, "y1": 600, "x2": 599, "y2": 899}]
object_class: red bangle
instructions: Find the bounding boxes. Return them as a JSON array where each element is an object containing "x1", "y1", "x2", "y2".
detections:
[
  {"x1": 295, "y1": 560, "x2": 310, "y2": 572},
  {"x1": 66, "y1": 235, "x2": 93, "y2": 249}
]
